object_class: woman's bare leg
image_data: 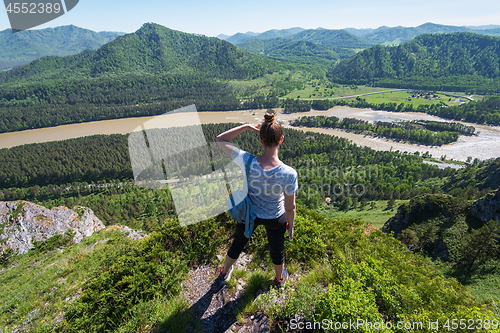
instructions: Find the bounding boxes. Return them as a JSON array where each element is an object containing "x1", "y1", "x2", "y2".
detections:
[
  {"x1": 274, "y1": 263, "x2": 284, "y2": 281},
  {"x1": 222, "y1": 255, "x2": 237, "y2": 274}
]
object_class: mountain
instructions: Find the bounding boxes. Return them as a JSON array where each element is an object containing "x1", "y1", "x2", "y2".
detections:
[
  {"x1": 288, "y1": 28, "x2": 373, "y2": 49},
  {"x1": 223, "y1": 23, "x2": 500, "y2": 49},
  {"x1": 237, "y1": 37, "x2": 355, "y2": 65},
  {"x1": 253, "y1": 27, "x2": 305, "y2": 40},
  {"x1": 216, "y1": 33, "x2": 230, "y2": 40},
  {"x1": 0, "y1": 23, "x2": 281, "y2": 83},
  {"x1": 330, "y1": 32, "x2": 500, "y2": 93},
  {"x1": 468, "y1": 25, "x2": 500, "y2": 30},
  {"x1": 0, "y1": 25, "x2": 124, "y2": 70},
  {"x1": 348, "y1": 23, "x2": 500, "y2": 45},
  {"x1": 224, "y1": 32, "x2": 257, "y2": 44},
  {"x1": 0, "y1": 24, "x2": 284, "y2": 133},
  {"x1": 222, "y1": 27, "x2": 305, "y2": 44}
]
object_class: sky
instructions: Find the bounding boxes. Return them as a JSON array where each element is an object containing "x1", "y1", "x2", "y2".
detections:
[{"x1": 1, "y1": 0, "x2": 500, "y2": 36}]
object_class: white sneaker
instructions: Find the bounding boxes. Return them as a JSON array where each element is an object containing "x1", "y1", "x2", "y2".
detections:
[{"x1": 218, "y1": 265, "x2": 233, "y2": 282}]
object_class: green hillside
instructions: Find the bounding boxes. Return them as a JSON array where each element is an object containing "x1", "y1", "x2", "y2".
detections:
[
  {"x1": 0, "y1": 25, "x2": 124, "y2": 70},
  {"x1": 0, "y1": 23, "x2": 280, "y2": 83},
  {"x1": 237, "y1": 37, "x2": 355, "y2": 65},
  {"x1": 2, "y1": 204, "x2": 497, "y2": 332},
  {"x1": 382, "y1": 191, "x2": 500, "y2": 303},
  {"x1": 330, "y1": 32, "x2": 500, "y2": 93},
  {"x1": 289, "y1": 28, "x2": 373, "y2": 49}
]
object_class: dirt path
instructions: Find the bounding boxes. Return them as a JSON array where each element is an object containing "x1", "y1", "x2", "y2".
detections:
[{"x1": 181, "y1": 253, "x2": 271, "y2": 333}]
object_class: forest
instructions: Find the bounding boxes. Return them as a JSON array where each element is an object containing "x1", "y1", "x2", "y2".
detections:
[
  {"x1": 290, "y1": 115, "x2": 476, "y2": 146},
  {"x1": 0, "y1": 124, "x2": 460, "y2": 225}
]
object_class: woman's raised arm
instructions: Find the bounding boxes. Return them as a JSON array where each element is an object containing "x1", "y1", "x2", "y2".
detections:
[{"x1": 215, "y1": 123, "x2": 260, "y2": 158}]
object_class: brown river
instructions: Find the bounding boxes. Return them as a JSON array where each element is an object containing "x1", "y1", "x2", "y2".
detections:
[{"x1": 1, "y1": 106, "x2": 499, "y2": 162}]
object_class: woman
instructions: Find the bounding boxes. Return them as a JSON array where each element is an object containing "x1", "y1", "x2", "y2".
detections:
[{"x1": 215, "y1": 113, "x2": 298, "y2": 286}]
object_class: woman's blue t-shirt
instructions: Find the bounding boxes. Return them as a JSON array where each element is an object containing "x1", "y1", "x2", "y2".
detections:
[{"x1": 231, "y1": 149, "x2": 298, "y2": 219}]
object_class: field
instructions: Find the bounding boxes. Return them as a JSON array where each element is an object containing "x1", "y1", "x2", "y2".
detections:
[
  {"x1": 283, "y1": 82, "x2": 390, "y2": 99},
  {"x1": 361, "y1": 90, "x2": 478, "y2": 107},
  {"x1": 283, "y1": 82, "x2": 483, "y2": 109},
  {"x1": 315, "y1": 199, "x2": 408, "y2": 229}
]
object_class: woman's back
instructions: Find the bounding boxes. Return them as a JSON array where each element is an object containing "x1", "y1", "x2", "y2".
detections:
[{"x1": 232, "y1": 149, "x2": 297, "y2": 219}]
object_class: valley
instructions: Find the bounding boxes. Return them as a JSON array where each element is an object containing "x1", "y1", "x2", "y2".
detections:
[
  {"x1": 0, "y1": 21, "x2": 499, "y2": 333},
  {"x1": 2, "y1": 106, "x2": 499, "y2": 162}
]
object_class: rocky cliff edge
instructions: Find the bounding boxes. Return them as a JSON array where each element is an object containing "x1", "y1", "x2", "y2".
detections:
[{"x1": 0, "y1": 201, "x2": 105, "y2": 254}]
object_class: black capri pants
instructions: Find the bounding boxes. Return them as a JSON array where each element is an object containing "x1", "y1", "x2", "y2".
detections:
[{"x1": 227, "y1": 213, "x2": 287, "y2": 265}]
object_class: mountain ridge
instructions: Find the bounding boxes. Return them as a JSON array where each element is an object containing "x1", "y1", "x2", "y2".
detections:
[
  {"x1": 237, "y1": 37, "x2": 356, "y2": 65},
  {"x1": 329, "y1": 32, "x2": 500, "y2": 93},
  {"x1": 223, "y1": 23, "x2": 500, "y2": 48},
  {"x1": 220, "y1": 27, "x2": 305, "y2": 44},
  {"x1": 0, "y1": 25, "x2": 124, "y2": 70},
  {"x1": 0, "y1": 23, "x2": 281, "y2": 83}
]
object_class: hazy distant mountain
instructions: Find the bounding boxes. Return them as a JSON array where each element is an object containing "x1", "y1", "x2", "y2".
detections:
[
  {"x1": 343, "y1": 27, "x2": 376, "y2": 37},
  {"x1": 0, "y1": 23, "x2": 280, "y2": 83},
  {"x1": 255, "y1": 27, "x2": 305, "y2": 40},
  {"x1": 468, "y1": 25, "x2": 500, "y2": 30},
  {"x1": 0, "y1": 25, "x2": 124, "y2": 70},
  {"x1": 347, "y1": 23, "x2": 500, "y2": 45},
  {"x1": 223, "y1": 27, "x2": 371, "y2": 49},
  {"x1": 224, "y1": 32, "x2": 256, "y2": 44},
  {"x1": 224, "y1": 23, "x2": 500, "y2": 49},
  {"x1": 221, "y1": 27, "x2": 305, "y2": 44},
  {"x1": 237, "y1": 37, "x2": 355, "y2": 65},
  {"x1": 289, "y1": 29, "x2": 373, "y2": 49}
]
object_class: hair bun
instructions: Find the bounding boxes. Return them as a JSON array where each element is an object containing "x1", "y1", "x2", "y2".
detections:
[{"x1": 264, "y1": 113, "x2": 275, "y2": 123}]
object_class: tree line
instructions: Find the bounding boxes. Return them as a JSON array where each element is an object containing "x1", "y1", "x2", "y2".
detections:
[
  {"x1": 290, "y1": 115, "x2": 476, "y2": 146},
  {"x1": 284, "y1": 96, "x2": 500, "y2": 126}
]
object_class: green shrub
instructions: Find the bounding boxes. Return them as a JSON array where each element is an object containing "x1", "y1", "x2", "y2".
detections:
[
  {"x1": 59, "y1": 234, "x2": 188, "y2": 332},
  {"x1": 31, "y1": 229, "x2": 75, "y2": 255}
]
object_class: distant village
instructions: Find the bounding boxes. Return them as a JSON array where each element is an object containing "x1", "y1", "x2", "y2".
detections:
[{"x1": 408, "y1": 91, "x2": 467, "y2": 105}]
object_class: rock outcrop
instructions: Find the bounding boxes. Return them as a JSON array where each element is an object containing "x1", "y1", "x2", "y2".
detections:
[
  {"x1": 0, "y1": 201, "x2": 105, "y2": 254},
  {"x1": 381, "y1": 194, "x2": 465, "y2": 238},
  {"x1": 469, "y1": 188, "x2": 500, "y2": 223},
  {"x1": 381, "y1": 190, "x2": 500, "y2": 261}
]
